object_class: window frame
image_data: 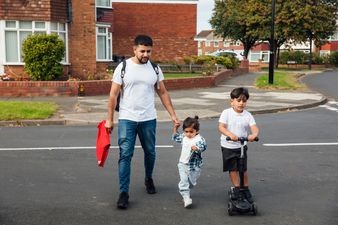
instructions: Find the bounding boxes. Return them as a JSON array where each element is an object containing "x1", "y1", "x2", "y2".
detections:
[
  {"x1": 2, "y1": 20, "x2": 68, "y2": 65},
  {"x1": 96, "y1": 0, "x2": 112, "y2": 9},
  {"x1": 96, "y1": 24, "x2": 112, "y2": 61}
]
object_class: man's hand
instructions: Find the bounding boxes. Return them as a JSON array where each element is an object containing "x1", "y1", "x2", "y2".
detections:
[
  {"x1": 105, "y1": 120, "x2": 114, "y2": 134},
  {"x1": 172, "y1": 116, "x2": 180, "y2": 128}
]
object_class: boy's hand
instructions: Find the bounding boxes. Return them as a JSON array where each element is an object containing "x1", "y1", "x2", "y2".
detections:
[
  {"x1": 229, "y1": 135, "x2": 238, "y2": 142},
  {"x1": 247, "y1": 135, "x2": 257, "y2": 142}
]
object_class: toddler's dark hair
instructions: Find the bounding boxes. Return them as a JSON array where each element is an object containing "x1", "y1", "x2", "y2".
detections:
[
  {"x1": 134, "y1": 35, "x2": 153, "y2": 46},
  {"x1": 183, "y1": 116, "x2": 200, "y2": 131},
  {"x1": 230, "y1": 87, "x2": 249, "y2": 100}
]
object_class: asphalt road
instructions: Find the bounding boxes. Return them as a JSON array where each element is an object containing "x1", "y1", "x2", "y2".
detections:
[{"x1": 0, "y1": 69, "x2": 338, "y2": 225}]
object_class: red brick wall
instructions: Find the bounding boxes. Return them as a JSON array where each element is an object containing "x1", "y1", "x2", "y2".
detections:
[
  {"x1": 68, "y1": 0, "x2": 97, "y2": 79},
  {"x1": 0, "y1": 81, "x2": 78, "y2": 97},
  {"x1": 0, "y1": 68, "x2": 248, "y2": 97},
  {"x1": 0, "y1": 0, "x2": 51, "y2": 20},
  {"x1": 112, "y1": 3, "x2": 197, "y2": 62},
  {"x1": 4, "y1": 65, "x2": 70, "y2": 81},
  {"x1": 50, "y1": 0, "x2": 67, "y2": 22}
]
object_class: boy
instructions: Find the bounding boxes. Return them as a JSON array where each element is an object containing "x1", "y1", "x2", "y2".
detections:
[{"x1": 218, "y1": 87, "x2": 259, "y2": 203}]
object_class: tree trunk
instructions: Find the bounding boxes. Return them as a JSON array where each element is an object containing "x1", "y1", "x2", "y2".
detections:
[{"x1": 276, "y1": 47, "x2": 280, "y2": 69}]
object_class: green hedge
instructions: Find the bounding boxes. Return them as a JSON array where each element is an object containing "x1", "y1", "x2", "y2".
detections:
[
  {"x1": 329, "y1": 51, "x2": 338, "y2": 66},
  {"x1": 22, "y1": 33, "x2": 65, "y2": 81}
]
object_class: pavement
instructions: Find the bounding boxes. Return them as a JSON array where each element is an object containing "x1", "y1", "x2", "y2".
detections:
[{"x1": 0, "y1": 71, "x2": 328, "y2": 126}]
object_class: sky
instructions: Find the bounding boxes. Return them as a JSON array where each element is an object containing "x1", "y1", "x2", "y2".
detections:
[{"x1": 197, "y1": 0, "x2": 214, "y2": 33}]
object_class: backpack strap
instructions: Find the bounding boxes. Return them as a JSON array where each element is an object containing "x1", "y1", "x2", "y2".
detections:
[
  {"x1": 150, "y1": 61, "x2": 160, "y2": 90},
  {"x1": 120, "y1": 59, "x2": 127, "y2": 96}
]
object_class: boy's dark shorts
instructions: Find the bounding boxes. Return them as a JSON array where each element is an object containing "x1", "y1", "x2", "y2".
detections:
[{"x1": 221, "y1": 146, "x2": 248, "y2": 172}]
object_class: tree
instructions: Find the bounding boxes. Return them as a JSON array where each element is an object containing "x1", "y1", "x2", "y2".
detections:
[
  {"x1": 22, "y1": 33, "x2": 65, "y2": 81},
  {"x1": 210, "y1": 0, "x2": 337, "y2": 69},
  {"x1": 210, "y1": 0, "x2": 260, "y2": 59},
  {"x1": 292, "y1": 0, "x2": 337, "y2": 69}
]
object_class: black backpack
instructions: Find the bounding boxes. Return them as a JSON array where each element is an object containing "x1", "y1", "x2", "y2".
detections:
[{"x1": 115, "y1": 59, "x2": 160, "y2": 112}]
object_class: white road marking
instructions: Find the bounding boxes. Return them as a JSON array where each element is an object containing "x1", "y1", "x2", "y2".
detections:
[
  {"x1": 0, "y1": 145, "x2": 174, "y2": 151},
  {"x1": 318, "y1": 101, "x2": 338, "y2": 112},
  {"x1": 264, "y1": 143, "x2": 338, "y2": 147}
]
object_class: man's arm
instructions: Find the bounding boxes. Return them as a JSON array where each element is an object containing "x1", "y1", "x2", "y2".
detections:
[
  {"x1": 156, "y1": 81, "x2": 180, "y2": 126},
  {"x1": 105, "y1": 82, "x2": 121, "y2": 133}
]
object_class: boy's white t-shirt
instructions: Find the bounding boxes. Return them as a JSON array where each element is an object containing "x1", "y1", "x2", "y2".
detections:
[
  {"x1": 219, "y1": 108, "x2": 256, "y2": 149},
  {"x1": 112, "y1": 58, "x2": 164, "y2": 122}
]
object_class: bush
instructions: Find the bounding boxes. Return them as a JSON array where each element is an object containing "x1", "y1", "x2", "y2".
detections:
[
  {"x1": 329, "y1": 51, "x2": 338, "y2": 66},
  {"x1": 311, "y1": 53, "x2": 324, "y2": 64},
  {"x1": 190, "y1": 55, "x2": 239, "y2": 70},
  {"x1": 279, "y1": 51, "x2": 307, "y2": 64},
  {"x1": 22, "y1": 33, "x2": 65, "y2": 81}
]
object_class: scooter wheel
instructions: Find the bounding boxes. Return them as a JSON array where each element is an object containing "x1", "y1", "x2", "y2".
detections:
[
  {"x1": 252, "y1": 202, "x2": 258, "y2": 216},
  {"x1": 227, "y1": 202, "x2": 234, "y2": 216}
]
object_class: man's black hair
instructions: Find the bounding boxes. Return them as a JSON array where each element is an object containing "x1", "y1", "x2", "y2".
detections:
[
  {"x1": 230, "y1": 87, "x2": 249, "y2": 100},
  {"x1": 134, "y1": 35, "x2": 153, "y2": 46},
  {"x1": 183, "y1": 116, "x2": 200, "y2": 131}
]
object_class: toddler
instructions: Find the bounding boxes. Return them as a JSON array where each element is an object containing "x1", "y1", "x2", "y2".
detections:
[{"x1": 172, "y1": 116, "x2": 207, "y2": 208}]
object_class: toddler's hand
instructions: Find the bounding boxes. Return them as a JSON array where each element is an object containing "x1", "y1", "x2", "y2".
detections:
[{"x1": 191, "y1": 146, "x2": 198, "y2": 151}]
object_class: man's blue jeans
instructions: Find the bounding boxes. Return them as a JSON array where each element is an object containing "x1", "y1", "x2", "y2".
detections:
[{"x1": 118, "y1": 119, "x2": 156, "y2": 193}]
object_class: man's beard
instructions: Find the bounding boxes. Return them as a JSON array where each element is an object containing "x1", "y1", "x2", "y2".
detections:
[{"x1": 137, "y1": 56, "x2": 149, "y2": 64}]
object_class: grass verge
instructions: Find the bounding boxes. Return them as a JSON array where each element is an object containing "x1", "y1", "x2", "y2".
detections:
[
  {"x1": 164, "y1": 73, "x2": 203, "y2": 79},
  {"x1": 255, "y1": 72, "x2": 306, "y2": 90},
  {"x1": 0, "y1": 101, "x2": 58, "y2": 121}
]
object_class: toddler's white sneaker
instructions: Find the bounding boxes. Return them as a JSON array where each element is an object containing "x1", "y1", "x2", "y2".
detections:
[{"x1": 183, "y1": 196, "x2": 192, "y2": 208}]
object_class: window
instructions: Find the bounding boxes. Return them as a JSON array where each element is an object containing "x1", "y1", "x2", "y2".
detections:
[
  {"x1": 3, "y1": 21, "x2": 68, "y2": 64},
  {"x1": 249, "y1": 51, "x2": 269, "y2": 62},
  {"x1": 50, "y1": 22, "x2": 68, "y2": 63},
  {"x1": 205, "y1": 41, "x2": 210, "y2": 47},
  {"x1": 96, "y1": 26, "x2": 112, "y2": 61},
  {"x1": 96, "y1": 0, "x2": 111, "y2": 8},
  {"x1": 214, "y1": 41, "x2": 219, "y2": 47}
]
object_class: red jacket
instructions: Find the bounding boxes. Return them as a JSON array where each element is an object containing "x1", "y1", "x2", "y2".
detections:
[{"x1": 96, "y1": 120, "x2": 111, "y2": 167}]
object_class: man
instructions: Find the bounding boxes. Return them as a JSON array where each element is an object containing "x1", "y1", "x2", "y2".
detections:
[{"x1": 105, "y1": 35, "x2": 180, "y2": 210}]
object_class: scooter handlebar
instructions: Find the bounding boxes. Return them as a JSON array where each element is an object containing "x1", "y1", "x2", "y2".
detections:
[{"x1": 226, "y1": 136, "x2": 259, "y2": 142}]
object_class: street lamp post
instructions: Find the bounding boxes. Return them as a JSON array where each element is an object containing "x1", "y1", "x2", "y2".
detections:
[{"x1": 268, "y1": 0, "x2": 276, "y2": 84}]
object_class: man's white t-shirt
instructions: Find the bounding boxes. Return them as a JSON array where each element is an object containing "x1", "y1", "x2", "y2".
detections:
[
  {"x1": 112, "y1": 58, "x2": 164, "y2": 122},
  {"x1": 219, "y1": 108, "x2": 256, "y2": 149}
]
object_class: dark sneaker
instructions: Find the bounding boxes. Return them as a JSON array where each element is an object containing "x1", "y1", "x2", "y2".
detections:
[
  {"x1": 117, "y1": 192, "x2": 129, "y2": 209},
  {"x1": 230, "y1": 187, "x2": 240, "y2": 200},
  {"x1": 145, "y1": 178, "x2": 157, "y2": 194},
  {"x1": 241, "y1": 188, "x2": 254, "y2": 203}
]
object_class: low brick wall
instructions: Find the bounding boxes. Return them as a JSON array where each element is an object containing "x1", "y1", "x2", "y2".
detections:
[
  {"x1": 0, "y1": 68, "x2": 248, "y2": 97},
  {"x1": 0, "y1": 81, "x2": 79, "y2": 97}
]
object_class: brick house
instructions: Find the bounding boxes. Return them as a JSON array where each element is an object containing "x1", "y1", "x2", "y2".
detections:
[
  {"x1": 195, "y1": 27, "x2": 338, "y2": 63},
  {"x1": 0, "y1": 0, "x2": 198, "y2": 80},
  {"x1": 194, "y1": 30, "x2": 269, "y2": 62}
]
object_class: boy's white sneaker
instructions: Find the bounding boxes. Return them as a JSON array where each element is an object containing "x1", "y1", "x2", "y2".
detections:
[{"x1": 183, "y1": 197, "x2": 192, "y2": 208}]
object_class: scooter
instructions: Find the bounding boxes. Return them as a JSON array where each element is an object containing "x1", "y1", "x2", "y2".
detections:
[{"x1": 226, "y1": 136, "x2": 258, "y2": 216}]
